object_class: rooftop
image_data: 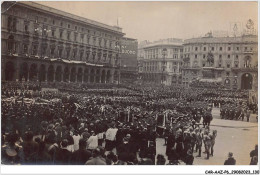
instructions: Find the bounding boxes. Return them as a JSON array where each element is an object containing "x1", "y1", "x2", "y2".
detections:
[
  {"x1": 16, "y1": 1, "x2": 124, "y2": 34},
  {"x1": 184, "y1": 35, "x2": 257, "y2": 44},
  {"x1": 143, "y1": 38, "x2": 183, "y2": 49}
]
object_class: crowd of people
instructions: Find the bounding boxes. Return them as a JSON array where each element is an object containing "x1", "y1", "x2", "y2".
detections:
[{"x1": 1, "y1": 81, "x2": 258, "y2": 165}]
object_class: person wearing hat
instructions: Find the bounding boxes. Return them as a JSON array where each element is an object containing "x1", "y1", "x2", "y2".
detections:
[
  {"x1": 224, "y1": 152, "x2": 236, "y2": 165},
  {"x1": 250, "y1": 144, "x2": 258, "y2": 165}
]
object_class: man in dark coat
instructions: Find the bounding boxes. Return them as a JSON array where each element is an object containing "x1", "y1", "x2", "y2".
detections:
[
  {"x1": 22, "y1": 131, "x2": 39, "y2": 164},
  {"x1": 250, "y1": 144, "x2": 258, "y2": 165},
  {"x1": 71, "y1": 139, "x2": 92, "y2": 165},
  {"x1": 55, "y1": 139, "x2": 72, "y2": 165},
  {"x1": 224, "y1": 152, "x2": 236, "y2": 165}
]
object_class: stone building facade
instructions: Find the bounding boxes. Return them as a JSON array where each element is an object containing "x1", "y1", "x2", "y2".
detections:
[
  {"x1": 139, "y1": 38, "x2": 183, "y2": 86},
  {"x1": 182, "y1": 34, "x2": 258, "y2": 90},
  {"x1": 2, "y1": 2, "x2": 125, "y2": 84},
  {"x1": 120, "y1": 37, "x2": 138, "y2": 84}
]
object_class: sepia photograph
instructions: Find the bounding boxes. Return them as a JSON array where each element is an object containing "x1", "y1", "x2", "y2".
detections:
[{"x1": 1, "y1": 0, "x2": 259, "y2": 174}]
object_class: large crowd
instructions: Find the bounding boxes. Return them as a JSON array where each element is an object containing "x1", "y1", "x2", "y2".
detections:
[{"x1": 1, "y1": 81, "x2": 258, "y2": 165}]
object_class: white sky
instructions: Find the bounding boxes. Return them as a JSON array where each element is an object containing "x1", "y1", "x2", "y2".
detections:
[{"x1": 37, "y1": 1, "x2": 258, "y2": 42}]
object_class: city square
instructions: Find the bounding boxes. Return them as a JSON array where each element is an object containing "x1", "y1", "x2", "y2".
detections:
[{"x1": 1, "y1": 1, "x2": 258, "y2": 168}]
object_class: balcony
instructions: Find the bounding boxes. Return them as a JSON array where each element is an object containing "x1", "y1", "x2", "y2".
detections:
[
  {"x1": 243, "y1": 50, "x2": 254, "y2": 54},
  {"x1": 231, "y1": 67, "x2": 257, "y2": 72}
]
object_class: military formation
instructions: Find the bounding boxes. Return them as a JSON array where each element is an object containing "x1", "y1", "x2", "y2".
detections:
[{"x1": 1, "y1": 81, "x2": 257, "y2": 165}]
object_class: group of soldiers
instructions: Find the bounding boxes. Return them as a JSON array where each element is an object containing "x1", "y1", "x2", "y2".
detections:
[{"x1": 220, "y1": 104, "x2": 251, "y2": 122}]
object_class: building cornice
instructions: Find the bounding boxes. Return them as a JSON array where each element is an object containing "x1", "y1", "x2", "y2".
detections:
[{"x1": 12, "y1": 2, "x2": 125, "y2": 36}]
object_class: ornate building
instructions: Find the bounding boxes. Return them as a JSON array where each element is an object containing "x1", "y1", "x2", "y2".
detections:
[
  {"x1": 139, "y1": 38, "x2": 183, "y2": 86},
  {"x1": 120, "y1": 37, "x2": 138, "y2": 84},
  {"x1": 1, "y1": 2, "x2": 125, "y2": 84},
  {"x1": 182, "y1": 32, "x2": 258, "y2": 90}
]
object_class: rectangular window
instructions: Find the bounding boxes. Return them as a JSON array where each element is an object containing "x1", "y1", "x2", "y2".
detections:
[
  {"x1": 245, "y1": 47, "x2": 247, "y2": 51},
  {"x1": 68, "y1": 24, "x2": 70, "y2": 28},
  {"x1": 74, "y1": 33, "x2": 78, "y2": 42},
  {"x1": 67, "y1": 32, "x2": 70, "y2": 40},
  {"x1": 80, "y1": 34, "x2": 84, "y2": 42},
  {"x1": 60, "y1": 30, "x2": 63, "y2": 38},
  {"x1": 52, "y1": 29, "x2": 55, "y2": 37},
  {"x1": 228, "y1": 47, "x2": 231, "y2": 51},
  {"x1": 219, "y1": 64, "x2": 222, "y2": 67},
  {"x1": 66, "y1": 49, "x2": 70, "y2": 59},
  {"x1": 228, "y1": 55, "x2": 230, "y2": 59},
  {"x1": 219, "y1": 55, "x2": 222, "y2": 58},
  {"x1": 211, "y1": 47, "x2": 214, "y2": 51},
  {"x1": 87, "y1": 36, "x2": 90, "y2": 44},
  {"x1": 23, "y1": 44, "x2": 28, "y2": 54},
  {"x1": 203, "y1": 54, "x2": 206, "y2": 59},
  {"x1": 236, "y1": 47, "x2": 239, "y2": 51},
  {"x1": 58, "y1": 48, "x2": 63, "y2": 58},
  {"x1": 24, "y1": 24, "x2": 28, "y2": 33},
  {"x1": 51, "y1": 47, "x2": 55, "y2": 56},
  {"x1": 226, "y1": 72, "x2": 230, "y2": 76},
  {"x1": 219, "y1": 47, "x2": 222, "y2": 51},
  {"x1": 32, "y1": 45, "x2": 38, "y2": 55},
  {"x1": 227, "y1": 64, "x2": 230, "y2": 68},
  {"x1": 80, "y1": 51, "x2": 83, "y2": 61},
  {"x1": 236, "y1": 55, "x2": 238, "y2": 59},
  {"x1": 73, "y1": 49, "x2": 77, "y2": 58},
  {"x1": 99, "y1": 38, "x2": 102, "y2": 46},
  {"x1": 195, "y1": 47, "x2": 198, "y2": 51},
  {"x1": 195, "y1": 55, "x2": 197, "y2": 59},
  {"x1": 42, "y1": 45, "x2": 47, "y2": 56},
  {"x1": 204, "y1": 47, "x2": 206, "y2": 51}
]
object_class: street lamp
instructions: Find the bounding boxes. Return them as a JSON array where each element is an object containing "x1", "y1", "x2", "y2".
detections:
[{"x1": 161, "y1": 48, "x2": 167, "y2": 86}]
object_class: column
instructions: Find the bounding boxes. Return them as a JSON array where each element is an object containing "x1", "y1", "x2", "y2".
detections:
[
  {"x1": 75, "y1": 72, "x2": 78, "y2": 83},
  {"x1": 68, "y1": 68, "x2": 71, "y2": 83},
  {"x1": 27, "y1": 71, "x2": 30, "y2": 82},
  {"x1": 61, "y1": 72, "x2": 64, "y2": 82},
  {"x1": 111, "y1": 70, "x2": 114, "y2": 84},
  {"x1": 53, "y1": 71, "x2": 56, "y2": 82},
  {"x1": 45, "y1": 71, "x2": 48, "y2": 82},
  {"x1": 118, "y1": 71, "x2": 121, "y2": 84},
  {"x1": 14, "y1": 61, "x2": 20, "y2": 81},
  {"x1": 104, "y1": 70, "x2": 107, "y2": 84},
  {"x1": 36, "y1": 71, "x2": 39, "y2": 82},
  {"x1": 87, "y1": 75, "x2": 90, "y2": 83}
]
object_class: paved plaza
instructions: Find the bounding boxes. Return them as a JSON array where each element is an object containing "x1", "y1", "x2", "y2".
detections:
[{"x1": 156, "y1": 108, "x2": 258, "y2": 165}]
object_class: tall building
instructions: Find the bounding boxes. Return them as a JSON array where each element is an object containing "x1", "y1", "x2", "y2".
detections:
[
  {"x1": 182, "y1": 32, "x2": 258, "y2": 90},
  {"x1": 120, "y1": 37, "x2": 138, "y2": 84},
  {"x1": 139, "y1": 38, "x2": 183, "y2": 86},
  {"x1": 2, "y1": 2, "x2": 125, "y2": 84}
]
